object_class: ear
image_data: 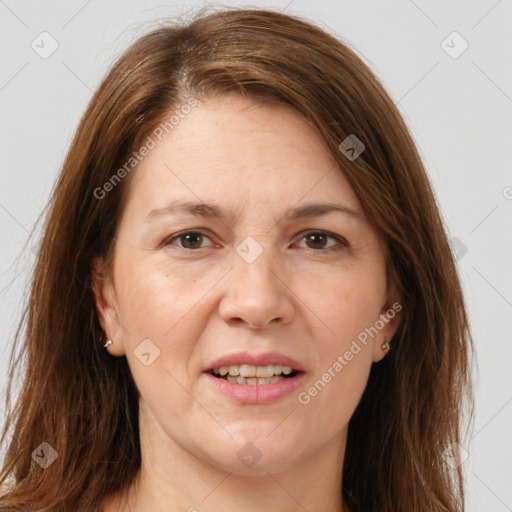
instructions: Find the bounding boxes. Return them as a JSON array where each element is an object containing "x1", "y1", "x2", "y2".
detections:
[
  {"x1": 91, "y1": 256, "x2": 126, "y2": 356},
  {"x1": 372, "y1": 291, "x2": 403, "y2": 363}
]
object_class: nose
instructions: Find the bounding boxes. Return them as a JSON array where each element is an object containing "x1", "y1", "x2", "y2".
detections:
[{"x1": 218, "y1": 245, "x2": 295, "y2": 330}]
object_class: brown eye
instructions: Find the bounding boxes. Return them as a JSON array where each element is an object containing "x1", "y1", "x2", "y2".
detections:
[
  {"x1": 165, "y1": 231, "x2": 214, "y2": 251},
  {"x1": 304, "y1": 232, "x2": 328, "y2": 250},
  {"x1": 179, "y1": 232, "x2": 203, "y2": 249},
  {"x1": 296, "y1": 230, "x2": 348, "y2": 253}
]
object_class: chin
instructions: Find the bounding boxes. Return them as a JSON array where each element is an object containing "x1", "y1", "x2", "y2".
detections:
[{"x1": 199, "y1": 435, "x2": 305, "y2": 476}]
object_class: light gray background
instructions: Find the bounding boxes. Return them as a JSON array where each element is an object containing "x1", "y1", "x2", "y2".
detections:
[{"x1": 1, "y1": 0, "x2": 511, "y2": 509}]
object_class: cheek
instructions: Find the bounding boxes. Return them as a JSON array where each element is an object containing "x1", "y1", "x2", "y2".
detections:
[
  {"x1": 308, "y1": 268, "x2": 386, "y2": 344},
  {"x1": 115, "y1": 254, "x2": 206, "y2": 336},
  {"x1": 117, "y1": 272, "x2": 205, "y2": 423},
  {"x1": 297, "y1": 268, "x2": 383, "y2": 420},
  {"x1": 299, "y1": 334, "x2": 373, "y2": 436},
  {"x1": 113, "y1": 261, "x2": 209, "y2": 392}
]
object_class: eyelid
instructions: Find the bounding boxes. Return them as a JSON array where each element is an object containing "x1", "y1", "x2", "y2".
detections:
[
  {"x1": 294, "y1": 230, "x2": 349, "y2": 251},
  {"x1": 165, "y1": 229, "x2": 216, "y2": 250},
  {"x1": 164, "y1": 229, "x2": 349, "y2": 252}
]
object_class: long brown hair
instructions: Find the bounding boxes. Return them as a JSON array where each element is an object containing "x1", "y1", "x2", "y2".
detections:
[{"x1": 0, "y1": 7, "x2": 474, "y2": 511}]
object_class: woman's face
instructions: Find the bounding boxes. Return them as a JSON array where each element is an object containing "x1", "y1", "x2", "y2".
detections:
[{"x1": 93, "y1": 93, "x2": 401, "y2": 475}]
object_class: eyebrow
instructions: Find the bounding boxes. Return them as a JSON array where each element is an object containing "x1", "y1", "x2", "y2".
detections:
[{"x1": 145, "y1": 200, "x2": 363, "y2": 223}]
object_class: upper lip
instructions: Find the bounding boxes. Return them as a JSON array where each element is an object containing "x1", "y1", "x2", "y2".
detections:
[{"x1": 205, "y1": 351, "x2": 305, "y2": 372}]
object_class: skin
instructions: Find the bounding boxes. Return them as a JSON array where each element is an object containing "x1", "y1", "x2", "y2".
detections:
[{"x1": 93, "y1": 93, "x2": 402, "y2": 512}]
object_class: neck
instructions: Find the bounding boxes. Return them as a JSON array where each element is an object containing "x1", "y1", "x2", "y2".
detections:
[{"x1": 102, "y1": 399, "x2": 349, "y2": 512}]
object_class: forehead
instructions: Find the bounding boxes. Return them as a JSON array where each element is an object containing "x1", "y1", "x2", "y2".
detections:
[{"x1": 123, "y1": 94, "x2": 364, "y2": 222}]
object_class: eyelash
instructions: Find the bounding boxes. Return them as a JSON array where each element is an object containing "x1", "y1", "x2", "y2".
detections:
[{"x1": 164, "y1": 229, "x2": 348, "y2": 254}]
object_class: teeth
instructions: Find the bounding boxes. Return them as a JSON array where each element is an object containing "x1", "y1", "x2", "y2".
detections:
[
  {"x1": 226, "y1": 374, "x2": 286, "y2": 385},
  {"x1": 240, "y1": 365, "x2": 255, "y2": 378},
  {"x1": 214, "y1": 364, "x2": 294, "y2": 378}
]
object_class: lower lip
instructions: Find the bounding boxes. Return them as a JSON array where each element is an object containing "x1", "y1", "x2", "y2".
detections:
[{"x1": 203, "y1": 372, "x2": 307, "y2": 404}]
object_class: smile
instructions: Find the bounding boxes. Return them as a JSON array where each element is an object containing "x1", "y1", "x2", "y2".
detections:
[
  {"x1": 210, "y1": 364, "x2": 296, "y2": 385},
  {"x1": 204, "y1": 366, "x2": 306, "y2": 404}
]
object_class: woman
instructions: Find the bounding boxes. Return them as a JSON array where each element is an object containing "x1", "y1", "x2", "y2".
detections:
[{"x1": 0, "y1": 7, "x2": 474, "y2": 512}]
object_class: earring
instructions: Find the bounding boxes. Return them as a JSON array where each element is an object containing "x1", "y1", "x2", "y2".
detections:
[
  {"x1": 381, "y1": 337, "x2": 391, "y2": 350},
  {"x1": 101, "y1": 333, "x2": 113, "y2": 348}
]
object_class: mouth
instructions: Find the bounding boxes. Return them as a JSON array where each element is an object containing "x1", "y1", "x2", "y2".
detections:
[
  {"x1": 207, "y1": 364, "x2": 301, "y2": 386},
  {"x1": 203, "y1": 351, "x2": 306, "y2": 403},
  {"x1": 203, "y1": 364, "x2": 306, "y2": 404}
]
